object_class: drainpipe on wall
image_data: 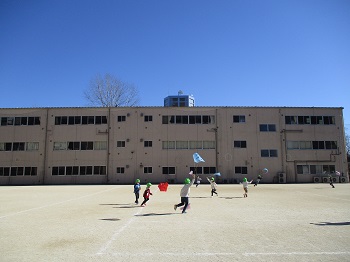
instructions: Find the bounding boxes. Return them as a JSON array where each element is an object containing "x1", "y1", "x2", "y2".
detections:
[
  {"x1": 43, "y1": 108, "x2": 49, "y2": 185},
  {"x1": 106, "y1": 107, "x2": 111, "y2": 184}
]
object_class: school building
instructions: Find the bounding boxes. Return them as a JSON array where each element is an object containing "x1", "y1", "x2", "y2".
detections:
[{"x1": 0, "y1": 106, "x2": 348, "y2": 185}]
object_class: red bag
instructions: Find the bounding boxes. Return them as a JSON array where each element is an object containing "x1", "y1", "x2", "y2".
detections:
[{"x1": 158, "y1": 182, "x2": 168, "y2": 192}]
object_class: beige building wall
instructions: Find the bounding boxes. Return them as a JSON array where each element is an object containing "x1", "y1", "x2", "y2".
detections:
[{"x1": 0, "y1": 106, "x2": 348, "y2": 185}]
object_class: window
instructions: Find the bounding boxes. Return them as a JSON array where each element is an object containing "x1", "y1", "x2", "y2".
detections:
[
  {"x1": 203, "y1": 141, "x2": 215, "y2": 149},
  {"x1": 297, "y1": 165, "x2": 309, "y2": 174},
  {"x1": 234, "y1": 141, "x2": 247, "y2": 148},
  {"x1": 203, "y1": 167, "x2": 216, "y2": 174},
  {"x1": 325, "y1": 141, "x2": 337, "y2": 149},
  {"x1": 94, "y1": 141, "x2": 107, "y2": 150},
  {"x1": 81, "y1": 141, "x2": 93, "y2": 150},
  {"x1": 116, "y1": 167, "x2": 125, "y2": 174},
  {"x1": 68, "y1": 142, "x2": 80, "y2": 150},
  {"x1": 94, "y1": 166, "x2": 106, "y2": 175},
  {"x1": 323, "y1": 165, "x2": 335, "y2": 174},
  {"x1": 75, "y1": 116, "x2": 82, "y2": 125},
  {"x1": 189, "y1": 141, "x2": 202, "y2": 149},
  {"x1": 117, "y1": 116, "x2": 126, "y2": 122},
  {"x1": 162, "y1": 166, "x2": 176, "y2": 175},
  {"x1": 235, "y1": 166, "x2": 248, "y2": 174},
  {"x1": 189, "y1": 115, "x2": 202, "y2": 124},
  {"x1": 162, "y1": 141, "x2": 175, "y2": 149},
  {"x1": 95, "y1": 116, "x2": 107, "y2": 124},
  {"x1": 287, "y1": 141, "x2": 300, "y2": 150},
  {"x1": 300, "y1": 141, "x2": 312, "y2": 149},
  {"x1": 53, "y1": 142, "x2": 67, "y2": 151},
  {"x1": 312, "y1": 141, "x2": 325, "y2": 150},
  {"x1": 5, "y1": 143, "x2": 12, "y2": 151},
  {"x1": 117, "y1": 141, "x2": 126, "y2": 148},
  {"x1": 24, "y1": 167, "x2": 37, "y2": 176},
  {"x1": 310, "y1": 165, "x2": 323, "y2": 175},
  {"x1": 65, "y1": 166, "x2": 79, "y2": 175},
  {"x1": 88, "y1": 116, "x2": 95, "y2": 124},
  {"x1": 13, "y1": 142, "x2": 25, "y2": 151},
  {"x1": 190, "y1": 166, "x2": 202, "y2": 174},
  {"x1": 0, "y1": 167, "x2": 10, "y2": 176},
  {"x1": 144, "y1": 167, "x2": 153, "y2": 174},
  {"x1": 80, "y1": 166, "x2": 93, "y2": 175},
  {"x1": 176, "y1": 141, "x2": 188, "y2": 149},
  {"x1": 233, "y1": 115, "x2": 245, "y2": 123},
  {"x1": 52, "y1": 166, "x2": 65, "y2": 176},
  {"x1": 260, "y1": 124, "x2": 276, "y2": 132},
  {"x1": 144, "y1": 115, "x2": 153, "y2": 122},
  {"x1": 162, "y1": 116, "x2": 170, "y2": 124},
  {"x1": 323, "y1": 116, "x2": 335, "y2": 125},
  {"x1": 261, "y1": 149, "x2": 278, "y2": 157},
  {"x1": 26, "y1": 142, "x2": 39, "y2": 151},
  {"x1": 82, "y1": 116, "x2": 88, "y2": 124},
  {"x1": 144, "y1": 141, "x2": 152, "y2": 147},
  {"x1": 297, "y1": 164, "x2": 335, "y2": 174}
]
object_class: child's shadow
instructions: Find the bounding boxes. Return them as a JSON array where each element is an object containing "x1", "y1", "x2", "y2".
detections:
[
  {"x1": 135, "y1": 212, "x2": 176, "y2": 217},
  {"x1": 220, "y1": 197, "x2": 244, "y2": 199}
]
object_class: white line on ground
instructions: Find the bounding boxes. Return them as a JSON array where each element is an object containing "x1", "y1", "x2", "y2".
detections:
[
  {"x1": 96, "y1": 189, "x2": 160, "y2": 255},
  {"x1": 98, "y1": 251, "x2": 350, "y2": 257},
  {"x1": 0, "y1": 186, "x2": 120, "y2": 219},
  {"x1": 96, "y1": 207, "x2": 143, "y2": 255}
]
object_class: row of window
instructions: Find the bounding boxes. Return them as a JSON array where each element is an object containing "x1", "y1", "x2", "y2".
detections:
[
  {"x1": 55, "y1": 116, "x2": 107, "y2": 125},
  {"x1": 0, "y1": 142, "x2": 39, "y2": 151},
  {"x1": 52, "y1": 166, "x2": 106, "y2": 176},
  {"x1": 1, "y1": 117, "x2": 41, "y2": 126},
  {"x1": 162, "y1": 141, "x2": 216, "y2": 150},
  {"x1": 0, "y1": 167, "x2": 37, "y2": 176},
  {"x1": 118, "y1": 115, "x2": 153, "y2": 122},
  {"x1": 118, "y1": 166, "x2": 217, "y2": 175},
  {"x1": 287, "y1": 141, "x2": 338, "y2": 150},
  {"x1": 1, "y1": 114, "x2": 336, "y2": 127},
  {"x1": 53, "y1": 141, "x2": 107, "y2": 150},
  {"x1": 233, "y1": 115, "x2": 336, "y2": 126},
  {"x1": 162, "y1": 115, "x2": 215, "y2": 124},
  {"x1": 296, "y1": 165, "x2": 335, "y2": 175},
  {"x1": 285, "y1": 116, "x2": 335, "y2": 125}
]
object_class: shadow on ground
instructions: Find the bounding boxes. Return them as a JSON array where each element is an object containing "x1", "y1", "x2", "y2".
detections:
[
  {"x1": 134, "y1": 213, "x2": 177, "y2": 217},
  {"x1": 99, "y1": 218, "x2": 121, "y2": 221},
  {"x1": 310, "y1": 221, "x2": 350, "y2": 226}
]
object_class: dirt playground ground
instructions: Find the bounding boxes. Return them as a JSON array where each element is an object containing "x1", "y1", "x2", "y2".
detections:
[{"x1": 1, "y1": 183, "x2": 350, "y2": 262}]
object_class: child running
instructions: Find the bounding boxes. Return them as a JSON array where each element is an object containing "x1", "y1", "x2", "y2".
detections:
[
  {"x1": 328, "y1": 174, "x2": 335, "y2": 188},
  {"x1": 133, "y1": 179, "x2": 141, "y2": 204},
  {"x1": 241, "y1": 177, "x2": 253, "y2": 198},
  {"x1": 254, "y1": 174, "x2": 262, "y2": 187},
  {"x1": 174, "y1": 171, "x2": 195, "y2": 214},
  {"x1": 141, "y1": 182, "x2": 153, "y2": 207},
  {"x1": 195, "y1": 175, "x2": 202, "y2": 187},
  {"x1": 207, "y1": 176, "x2": 218, "y2": 197}
]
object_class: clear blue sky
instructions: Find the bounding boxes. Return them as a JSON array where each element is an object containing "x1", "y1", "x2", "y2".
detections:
[{"x1": 1, "y1": 0, "x2": 349, "y2": 128}]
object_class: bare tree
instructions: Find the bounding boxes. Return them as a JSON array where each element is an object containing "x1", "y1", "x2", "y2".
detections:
[
  {"x1": 84, "y1": 73, "x2": 140, "y2": 107},
  {"x1": 345, "y1": 128, "x2": 350, "y2": 161}
]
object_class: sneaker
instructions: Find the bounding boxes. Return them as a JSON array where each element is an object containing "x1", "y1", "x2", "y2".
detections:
[
  {"x1": 182, "y1": 211, "x2": 187, "y2": 214},
  {"x1": 174, "y1": 204, "x2": 177, "y2": 211},
  {"x1": 141, "y1": 204, "x2": 145, "y2": 207}
]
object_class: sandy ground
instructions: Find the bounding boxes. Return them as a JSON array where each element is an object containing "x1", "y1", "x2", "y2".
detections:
[{"x1": 1, "y1": 183, "x2": 350, "y2": 262}]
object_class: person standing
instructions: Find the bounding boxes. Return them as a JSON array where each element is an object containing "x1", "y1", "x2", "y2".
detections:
[
  {"x1": 174, "y1": 172, "x2": 195, "y2": 214},
  {"x1": 133, "y1": 179, "x2": 141, "y2": 204}
]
